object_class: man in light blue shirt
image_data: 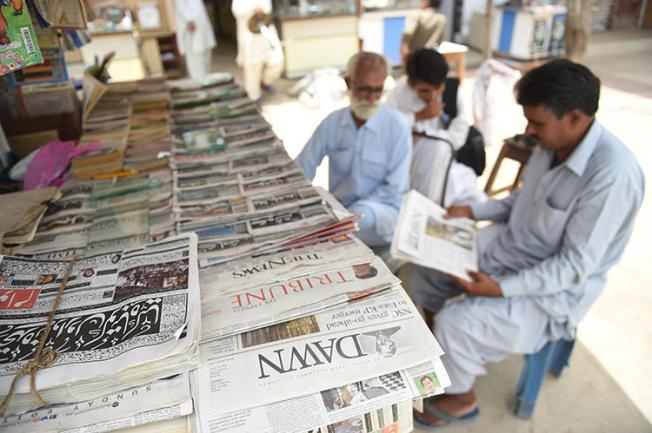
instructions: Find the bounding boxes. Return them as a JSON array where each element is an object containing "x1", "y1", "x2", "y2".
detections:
[
  {"x1": 412, "y1": 59, "x2": 645, "y2": 427},
  {"x1": 296, "y1": 52, "x2": 412, "y2": 247}
]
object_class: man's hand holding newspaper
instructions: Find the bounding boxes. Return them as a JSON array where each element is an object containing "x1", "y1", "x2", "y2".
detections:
[
  {"x1": 451, "y1": 270, "x2": 503, "y2": 297},
  {"x1": 391, "y1": 190, "x2": 479, "y2": 282},
  {"x1": 444, "y1": 206, "x2": 503, "y2": 296}
]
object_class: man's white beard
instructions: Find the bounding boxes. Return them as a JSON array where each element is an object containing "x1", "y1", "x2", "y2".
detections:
[{"x1": 349, "y1": 94, "x2": 381, "y2": 121}]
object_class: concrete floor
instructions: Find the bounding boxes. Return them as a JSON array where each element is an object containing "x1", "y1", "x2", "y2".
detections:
[{"x1": 214, "y1": 28, "x2": 652, "y2": 431}]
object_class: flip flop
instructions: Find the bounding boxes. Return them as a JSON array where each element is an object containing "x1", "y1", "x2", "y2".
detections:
[{"x1": 413, "y1": 400, "x2": 480, "y2": 430}]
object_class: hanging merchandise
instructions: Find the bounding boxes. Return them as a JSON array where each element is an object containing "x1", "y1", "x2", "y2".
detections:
[
  {"x1": 13, "y1": 26, "x2": 68, "y2": 84},
  {"x1": 30, "y1": 0, "x2": 88, "y2": 29},
  {"x1": 62, "y1": 28, "x2": 90, "y2": 49},
  {"x1": 0, "y1": 74, "x2": 20, "y2": 119},
  {"x1": 0, "y1": 0, "x2": 43, "y2": 76}
]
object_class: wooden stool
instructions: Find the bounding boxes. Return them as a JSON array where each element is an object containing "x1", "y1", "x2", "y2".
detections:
[{"x1": 484, "y1": 135, "x2": 536, "y2": 196}]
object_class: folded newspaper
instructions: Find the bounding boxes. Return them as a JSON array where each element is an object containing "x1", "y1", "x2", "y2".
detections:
[
  {"x1": 200, "y1": 255, "x2": 401, "y2": 340},
  {"x1": 0, "y1": 234, "x2": 200, "y2": 425},
  {"x1": 196, "y1": 288, "x2": 444, "y2": 415},
  {"x1": 391, "y1": 190, "x2": 478, "y2": 281}
]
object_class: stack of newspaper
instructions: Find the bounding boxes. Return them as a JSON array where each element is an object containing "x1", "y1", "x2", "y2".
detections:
[
  {"x1": 0, "y1": 188, "x2": 60, "y2": 246},
  {"x1": 12, "y1": 78, "x2": 176, "y2": 260},
  {"x1": 122, "y1": 79, "x2": 175, "y2": 174},
  {"x1": 11, "y1": 182, "x2": 96, "y2": 260},
  {"x1": 74, "y1": 76, "x2": 172, "y2": 180},
  {"x1": 73, "y1": 87, "x2": 130, "y2": 180},
  {"x1": 169, "y1": 79, "x2": 356, "y2": 268},
  {"x1": 0, "y1": 76, "x2": 452, "y2": 433},
  {"x1": 13, "y1": 172, "x2": 175, "y2": 260},
  {"x1": 0, "y1": 234, "x2": 201, "y2": 433},
  {"x1": 192, "y1": 245, "x2": 452, "y2": 433},
  {"x1": 165, "y1": 76, "x2": 452, "y2": 433}
]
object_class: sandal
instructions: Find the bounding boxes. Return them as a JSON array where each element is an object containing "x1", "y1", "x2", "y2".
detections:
[{"x1": 413, "y1": 399, "x2": 480, "y2": 430}]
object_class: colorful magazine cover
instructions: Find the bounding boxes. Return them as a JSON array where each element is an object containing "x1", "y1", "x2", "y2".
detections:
[{"x1": 0, "y1": 0, "x2": 43, "y2": 76}]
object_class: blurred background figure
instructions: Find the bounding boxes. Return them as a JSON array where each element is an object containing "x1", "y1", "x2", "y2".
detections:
[
  {"x1": 232, "y1": 0, "x2": 284, "y2": 102},
  {"x1": 173, "y1": 0, "x2": 216, "y2": 80},
  {"x1": 400, "y1": 0, "x2": 446, "y2": 64}
]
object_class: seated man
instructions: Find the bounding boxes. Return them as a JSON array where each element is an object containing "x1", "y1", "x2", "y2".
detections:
[
  {"x1": 296, "y1": 52, "x2": 411, "y2": 248},
  {"x1": 386, "y1": 48, "x2": 485, "y2": 206},
  {"x1": 411, "y1": 59, "x2": 644, "y2": 427}
]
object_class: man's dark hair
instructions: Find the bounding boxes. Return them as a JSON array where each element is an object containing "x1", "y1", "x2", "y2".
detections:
[
  {"x1": 515, "y1": 59, "x2": 600, "y2": 118},
  {"x1": 429, "y1": 0, "x2": 442, "y2": 8},
  {"x1": 406, "y1": 49, "x2": 448, "y2": 87}
]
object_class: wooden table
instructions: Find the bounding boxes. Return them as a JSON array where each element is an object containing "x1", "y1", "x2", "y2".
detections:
[{"x1": 438, "y1": 41, "x2": 469, "y2": 81}]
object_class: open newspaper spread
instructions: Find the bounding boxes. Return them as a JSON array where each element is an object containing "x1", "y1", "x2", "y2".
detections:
[{"x1": 391, "y1": 190, "x2": 478, "y2": 281}]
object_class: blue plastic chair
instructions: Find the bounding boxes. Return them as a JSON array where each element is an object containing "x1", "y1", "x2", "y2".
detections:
[{"x1": 510, "y1": 339, "x2": 576, "y2": 419}]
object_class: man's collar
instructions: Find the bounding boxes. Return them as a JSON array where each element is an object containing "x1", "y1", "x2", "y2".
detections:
[{"x1": 563, "y1": 119, "x2": 602, "y2": 176}]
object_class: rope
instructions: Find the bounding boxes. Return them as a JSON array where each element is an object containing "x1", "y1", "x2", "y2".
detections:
[{"x1": 0, "y1": 256, "x2": 78, "y2": 416}]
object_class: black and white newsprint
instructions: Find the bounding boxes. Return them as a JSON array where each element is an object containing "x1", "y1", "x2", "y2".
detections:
[
  {"x1": 200, "y1": 256, "x2": 401, "y2": 340},
  {"x1": 198, "y1": 235, "x2": 373, "y2": 298},
  {"x1": 196, "y1": 288, "x2": 444, "y2": 415},
  {"x1": 0, "y1": 234, "x2": 201, "y2": 417}
]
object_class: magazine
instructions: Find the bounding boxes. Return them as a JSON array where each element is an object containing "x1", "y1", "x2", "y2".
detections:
[{"x1": 0, "y1": 1, "x2": 42, "y2": 76}]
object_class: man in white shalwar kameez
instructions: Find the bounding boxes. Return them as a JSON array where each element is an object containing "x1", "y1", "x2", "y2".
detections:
[
  {"x1": 174, "y1": 0, "x2": 216, "y2": 80},
  {"x1": 232, "y1": 0, "x2": 284, "y2": 102},
  {"x1": 411, "y1": 60, "x2": 644, "y2": 428},
  {"x1": 386, "y1": 49, "x2": 485, "y2": 206}
]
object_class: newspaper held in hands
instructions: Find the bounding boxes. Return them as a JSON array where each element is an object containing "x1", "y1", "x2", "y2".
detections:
[{"x1": 391, "y1": 190, "x2": 478, "y2": 281}]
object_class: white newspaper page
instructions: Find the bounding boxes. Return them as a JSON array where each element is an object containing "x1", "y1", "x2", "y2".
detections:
[
  {"x1": 0, "y1": 234, "x2": 200, "y2": 396},
  {"x1": 195, "y1": 288, "x2": 443, "y2": 415},
  {"x1": 1, "y1": 373, "x2": 192, "y2": 433},
  {"x1": 391, "y1": 190, "x2": 478, "y2": 281},
  {"x1": 198, "y1": 236, "x2": 373, "y2": 297},
  {"x1": 200, "y1": 256, "x2": 401, "y2": 340},
  {"x1": 196, "y1": 293, "x2": 450, "y2": 433},
  {"x1": 195, "y1": 357, "x2": 448, "y2": 433}
]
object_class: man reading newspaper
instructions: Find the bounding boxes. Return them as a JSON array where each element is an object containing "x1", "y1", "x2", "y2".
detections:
[
  {"x1": 409, "y1": 60, "x2": 644, "y2": 427},
  {"x1": 296, "y1": 52, "x2": 411, "y2": 249}
]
